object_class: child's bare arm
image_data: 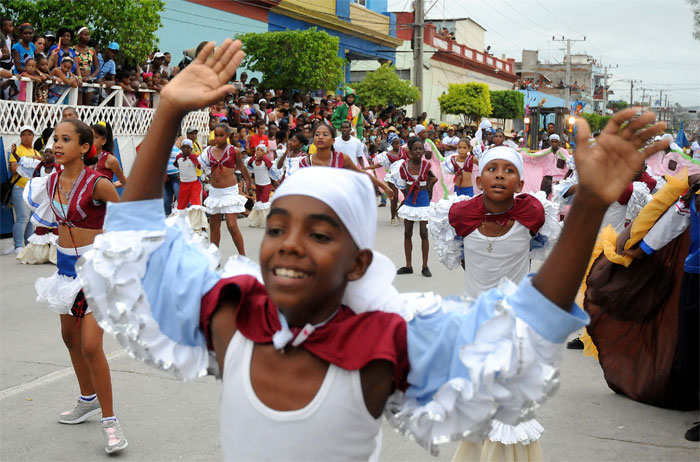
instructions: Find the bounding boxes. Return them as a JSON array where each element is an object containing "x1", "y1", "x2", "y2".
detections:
[
  {"x1": 532, "y1": 108, "x2": 668, "y2": 310},
  {"x1": 121, "y1": 40, "x2": 244, "y2": 203},
  {"x1": 210, "y1": 284, "x2": 242, "y2": 372},
  {"x1": 343, "y1": 154, "x2": 394, "y2": 199}
]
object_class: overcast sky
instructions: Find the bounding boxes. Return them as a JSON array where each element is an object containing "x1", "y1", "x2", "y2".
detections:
[{"x1": 388, "y1": 0, "x2": 699, "y2": 107}]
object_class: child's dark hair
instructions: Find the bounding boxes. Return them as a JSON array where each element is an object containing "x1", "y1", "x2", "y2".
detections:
[
  {"x1": 60, "y1": 119, "x2": 95, "y2": 165},
  {"x1": 214, "y1": 123, "x2": 230, "y2": 134},
  {"x1": 275, "y1": 130, "x2": 287, "y2": 144},
  {"x1": 24, "y1": 57, "x2": 36, "y2": 67},
  {"x1": 116, "y1": 68, "x2": 130, "y2": 81},
  {"x1": 406, "y1": 136, "x2": 422, "y2": 150},
  {"x1": 91, "y1": 122, "x2": 114, "y2": 153},
  {"x1": 312, "y1": 122, "x2": 336, "y2": 139},
  {"x1": 459, "y1": 137, "x2": 471, "y2": 145},
  {"x1": 291, "y1": 132, "x2": 308, "y2": 145}
]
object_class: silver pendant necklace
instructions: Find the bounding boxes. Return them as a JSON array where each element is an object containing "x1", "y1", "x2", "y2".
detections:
[{"x1": 482, "y1": 222, "x2": 508, "y2": 252}]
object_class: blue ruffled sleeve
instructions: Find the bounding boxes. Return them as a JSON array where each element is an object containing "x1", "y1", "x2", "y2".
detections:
[
  {"x1": 385, "y1": 276, "x2": 588, "y2": 455},
  {"x1": 77, "y1": 199, "x2": 222, "y2": 380}
]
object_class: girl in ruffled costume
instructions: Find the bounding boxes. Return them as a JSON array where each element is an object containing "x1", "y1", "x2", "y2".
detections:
[
  {"x1": 91, "y1": 122, "x2": 128, "y2": 189},
  {"x1": 74, "y1": 40, "x2": 667, "y2": 461},
  {"x1": 646, "y1": 134, "x2": 700, "y2": 183},
  {"x1": 273, "y1": 132, "x2": 307, "y2": 181},
  {"x1": 366, "y1": 133, "x2": 404, "y2": 225},
  {"x1": 520, "y1": 134, "x2": 570, "y2": 195},
  {"x1": 394, "y1": 137, "x2": 436, "y2": 277},
  {"x1": 246, "y1": 143, "x2": 273, "y2": 228},
  {"x1": 15, "y1": 147, "x2": 60, "y2": 264},
  {"x1": 23, "y1": 119, "x2": 127, "y2": 454},
  {"x1": 430, "y1": 145, "x2": 562, "y2": 460},
  {"x1": 442, "y1": 138, "x2": 476, "y2": 197},
  {"x1": 198, "y1": 123, "x2": 252, "y2": 255}
]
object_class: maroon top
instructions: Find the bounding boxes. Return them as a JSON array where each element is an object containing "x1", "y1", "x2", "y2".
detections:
[{"x1": 48, "y1": 168, "x2": 108, "y2": 230}]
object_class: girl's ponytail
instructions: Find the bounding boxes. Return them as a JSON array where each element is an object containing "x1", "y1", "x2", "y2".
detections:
[{"x1": 91, "y1": 121, "x2": 114, "y2": 153}]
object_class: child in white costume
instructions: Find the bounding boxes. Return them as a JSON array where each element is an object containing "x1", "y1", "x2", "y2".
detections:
[
  {"x1": 430, "y1": 145, "x2": 561, "y2": 460},
  {"x1": 75, "y1": 40, "x2": 668, "y2": 461},
  {"x1": 15, "y1": 151, "x2": 60, "y2": 264},
  {"x1": 246, "y1": 143, "x2": 273, "y2": 228}
]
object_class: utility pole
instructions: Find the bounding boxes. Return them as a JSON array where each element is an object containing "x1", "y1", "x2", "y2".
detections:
[
  {"x1": 413, "y1": 0, "x2": 424, "y2": 117},
  {"x1": 641, "y1": 87, "x2": 646, "y2": 108},
  {"x1": 629, "y1": 80, "x2": 641, "y2": 105},
  {"x1": 601, "y1": 63, "x2": 617, "y2": 115},
  {"x1": 553, "y1": 36, "x2": 585, "y2": 112}
]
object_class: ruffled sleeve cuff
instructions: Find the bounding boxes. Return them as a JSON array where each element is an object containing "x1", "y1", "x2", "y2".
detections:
[
  {"x1": 23, "y1": 176, "x2": 57, "y2": 228},
  {"x1": 78, "y1": 202, "x2": 222, "y2": 381},
  {"x1": 384, "y1": 277, "x2": 588, "y2": 454},
  {"x1": 528, "y1": 191, "x2": 562, "y2": 260},
  {"x1": 427, "y1": 195, "x2": 470, "y2": 270}
]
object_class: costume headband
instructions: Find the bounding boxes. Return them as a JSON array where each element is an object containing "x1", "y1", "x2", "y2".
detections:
[
  {"x1": 77, "y1": 27, "x2": 88, "y2": 35},
  {"x1": 479, "y1": 146, "x2": 524, "y2": 179}
]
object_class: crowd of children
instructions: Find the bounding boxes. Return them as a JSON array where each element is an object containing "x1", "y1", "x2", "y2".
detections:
[
  {"x1": 1, "y1": 19, "x2": 176, "y2": 107},
  {"x1": 4, "y1": 35, "x2": 698, "y2": 459}
]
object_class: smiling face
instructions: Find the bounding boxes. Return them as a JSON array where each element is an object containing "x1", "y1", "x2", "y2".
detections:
[
  {"x1": 53, "y1": 122, "x2": 90, "y2": 165},
  {"x1": 43, "y1": 148, "x2": 55, "y2": 164},
  {"x1": 313, "y1": 124, "x2": 333, "y2": 149},
  {"x1": 260, "y1": 195, "x2": 370, "y2": 324},
  {"x1": 476, "y1": 159, "x2": 523, "y2": 204},
  {"x1": 59, "y1": 31, "x2": 71, "y2": 47}
]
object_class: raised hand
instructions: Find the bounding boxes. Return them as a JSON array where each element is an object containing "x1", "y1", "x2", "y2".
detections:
[
  {"x1": 572, "y1": 108, "x2": 668, "y2": 206},
  {"x1": 159, "y1": 39, "x2": 244, "y2": 115}
]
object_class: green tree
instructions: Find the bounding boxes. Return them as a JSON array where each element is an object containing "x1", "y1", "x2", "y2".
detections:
[
  {"x1": 608, "y1": 100, "x2": 629, "y2": 112},
  {"x1": 580, "y1": 113, "x2": 611, "y2": 131},
  {"x1": 238, "y1": 28, "x2": 344, "y2": 98},
  {"x1": 0, "y1": 0, "x2": 164, "y2": 63},
  {"x1": 354, "y1": 64, "x2": 420, "y2": 108},
  {"x1": 490, "y1": 90, "x2": 524, "y2": 121},
  {"x1": 438, "y1": 83, "x2": 492, "y2": 124}
]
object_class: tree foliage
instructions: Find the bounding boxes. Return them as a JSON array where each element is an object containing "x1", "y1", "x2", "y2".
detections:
[
  {"x1": 490, "y1": 90, "x2": 524, "y2": 120},
  {"x1": 353, "y1": 64, "x2": 420, "y2": 108},
  {"x1": 581, "y1": 112, "x2": 611, "y2": 131},
  {"x1": 608, "y1": 100, "x2": 629, "y2": 112},
  {"x1": 238, "y1": 28, "x2": 344, "y2": 96},
  {"x1": 438, "y1": 83, "x2": 492, "y2": 124},
  {"x1": 688, "y1": 0, "x2": 700, "y2": 40},
  {"x1": 0, "y1": 0, "x2": 164, "y2": 63}
]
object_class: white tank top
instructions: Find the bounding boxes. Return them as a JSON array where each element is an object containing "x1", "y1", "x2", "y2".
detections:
[
  {"x1": 462, "y1": 222, "x2": 532, "y2": 299},
  {"x1": 220, "y1": 332, "x2": 382, "y2": 461}
]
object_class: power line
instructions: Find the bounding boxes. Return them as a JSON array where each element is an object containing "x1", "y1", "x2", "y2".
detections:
[{"x1": 163, "y1": 7, "x2": 267, "y2": 30}]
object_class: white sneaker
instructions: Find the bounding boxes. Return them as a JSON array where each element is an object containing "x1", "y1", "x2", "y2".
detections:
[
  {"x1": 1, "y1": 247, "x2": 14, "y2": 255},
  {"x1": 13, "y1": 247, "x2": 23, "y2": 255},
  {"x1": 391, "y1": 218, "x2": 399, "y2": 226}
]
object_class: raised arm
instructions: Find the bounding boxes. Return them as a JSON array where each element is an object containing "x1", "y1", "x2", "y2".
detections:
[
  {"x1": 121, "y1": 40, "x2": 244, "y2": 202},
  {"x1": 532, "y1": 108, "x2": 669, "y2": 310},
  {"x1": 343, "y1": 153, "x2": 394, "y2": 199}
]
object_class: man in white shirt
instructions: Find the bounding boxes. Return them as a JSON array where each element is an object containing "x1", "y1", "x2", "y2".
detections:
[
  {"x1": 442, "y1": 126, "x2": 460, "y2": 156},
  {"x1": 334, "y1": 121, "x2": 366, "y2": 167}
]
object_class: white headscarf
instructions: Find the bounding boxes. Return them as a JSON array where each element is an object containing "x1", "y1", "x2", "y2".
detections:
[
  {"x1": 478, "y1": 146, "x2": 524, "y2": 179},
  {"x1": 414, "y1": 125, "x2": 426, "y2": 135},
  {"x1": 549, "y1": 134, "x2": 560, "y2": 141},
  {"x1": 474, "y1": 119, "x2": 492, "y2": 146},
  {"x1": 272, "y1": 167, "x2": 401, "y2": 314}
]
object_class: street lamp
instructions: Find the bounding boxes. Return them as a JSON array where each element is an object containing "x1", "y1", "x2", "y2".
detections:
[
  {"x1": 568, "y1": 116, "x2": 576, "y2": 125},
  {"x1": 524, "y1": 117, "x2": 530, "y2": 124}
]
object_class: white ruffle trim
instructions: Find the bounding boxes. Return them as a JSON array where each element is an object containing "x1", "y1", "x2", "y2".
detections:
[
  {"x1": 77, "y1": 219, "x2": 220, "y2": 381},
  {"x1": 27, "y1": 232, "x2": 58, "y2": 246},
  {"x1": 625, "y1": 181, "x2": 652, "y2": 222},
  {"x1": 252, "y1": 201, "x2": 271, "y2": 211},
  {"x1": 427, "y1": 194, "x2": 472, "y2": 270},
  {"x1": 16, "y1": 241, "x2": 57, "y2": 265},
  {"x1": 16, "y1": 157, "x2": 41, "y2": 179},
  {"x1": 487, "y1": 418, "x2": 543, "y2": 445},
  {"x1": 390, "y1": 159, "x2": 407, "y2": 189},
  {"x1": 551, "y1": 174, "x2": 578, "y2": 209},
  {"x1": 385, "y1": 282, "x2": 560, "y2": 455},
  {"x1": 36, "y1": 271, "x2": 83, "y2": 315},
  {"x1": 398, "y1": 204, "x2": 431, "y2": 222},
  {"x1": 23, "y1": 175, "x2": 57, "y2": 228},
  {"x1": 203, "y1": 188, "x2": 247, "y2": 214},
  {"x1": 247, "y1": 208, "x2": 268, "y2": 228},
  {"x1": 528, "y1": 191, "x2": 562, "y2": 261}
]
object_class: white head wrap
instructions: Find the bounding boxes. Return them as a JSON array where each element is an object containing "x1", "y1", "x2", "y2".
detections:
[
  {"x1": 478, "y1": 146, "x2": 524, "y2": 179},
  {"x1": 474, "y1": 119, "x2": 492, "y2": 146},
  {"x1": 180, "y1": 139, "x2": 193, "y2": 148},
  {"x1": 256, "y1": 143, "x2": 268, "y2": 153},
  {"x1": 272, "y1": 167, "x2": 401, "y2": 314},
  {"x1": 549, "y1": 134, "x2": 560, "y2": 141},
  {"x1": 414, "y1": 125, "x2": 426, "y2": 135}
]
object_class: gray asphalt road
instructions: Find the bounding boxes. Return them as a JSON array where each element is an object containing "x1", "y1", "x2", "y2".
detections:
[{"x1": 1, "y1": 210, "x2": 698, "y2": 461}]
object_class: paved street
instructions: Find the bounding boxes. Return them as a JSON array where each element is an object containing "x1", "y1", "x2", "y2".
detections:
[{"x1": 1, "y1": 211, "x2": 698, "y2": 461}]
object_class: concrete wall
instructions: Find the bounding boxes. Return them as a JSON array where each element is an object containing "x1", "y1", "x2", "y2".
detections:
[{"x1": 454, "y1": 19, "x2": 485, "y2": 51}]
